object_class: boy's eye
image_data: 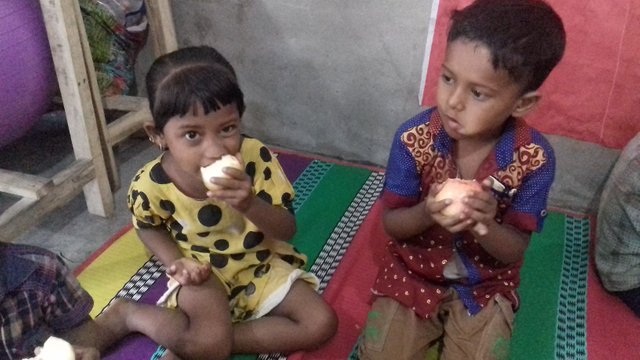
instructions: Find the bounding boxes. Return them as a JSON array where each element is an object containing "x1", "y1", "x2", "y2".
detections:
[
  {"x1": 471, "y1": 89, "x2": 488, "y2": 101},
  {"x1": 441, "y1": 74, "x2": 454, "y2": 84},
  {"x1": 184, "y1": 131, "x2": 199, "y2": 140}
]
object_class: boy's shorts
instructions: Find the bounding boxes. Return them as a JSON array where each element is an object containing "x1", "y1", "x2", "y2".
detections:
[
  {"x1": 156, "y1": 257, "x2": 318, "y2": 322},
  {"x1": 358, "y1": 290, "x2": 514, "y2": 360}
]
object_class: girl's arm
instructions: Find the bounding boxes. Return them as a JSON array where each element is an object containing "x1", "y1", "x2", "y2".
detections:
[
  {"x1": 241, "y1": 196, "x2": 296, "y2": 241},
  {"x1": 136, "y1": 227, "x2": 210, "y2": 284}
]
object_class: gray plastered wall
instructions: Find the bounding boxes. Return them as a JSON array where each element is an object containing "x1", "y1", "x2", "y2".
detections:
[{"x1": 136, "y1": 0, "x2": 622, "y2": 215}]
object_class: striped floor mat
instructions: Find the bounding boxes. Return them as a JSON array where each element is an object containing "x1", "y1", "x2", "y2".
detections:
[{"x1": 75, "y1": 152, "x2": 639, "y2": 360}]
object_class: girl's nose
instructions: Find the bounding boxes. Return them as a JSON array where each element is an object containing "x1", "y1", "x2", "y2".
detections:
[{"x1": 202, "y1": 136, "x2": 227, "y2": 162}]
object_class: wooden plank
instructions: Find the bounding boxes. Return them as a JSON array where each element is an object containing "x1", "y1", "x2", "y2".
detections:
[
  {"x1": 103, "y1": 95, "x2": 148, "y2": 112},
  {"x1": 107, "y1": 108, "x2": 152, "y2": 146},
  {"x1": 145, "y1": 0, "x2": 178, "y2": 57},
  {"x1": 0, "y1": 160, "x2": 95, "y2": 243},
  {"x1": 39, "y1": 0, "x2": 114, "y2": 216},
  {"x1": 0, "y1": 170, "x2": 53, "y2": 199}
]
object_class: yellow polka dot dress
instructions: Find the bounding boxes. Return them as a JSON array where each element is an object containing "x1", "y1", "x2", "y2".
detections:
[{"x1": 128, "y1": 137, "x2": 317, "y2": 321}]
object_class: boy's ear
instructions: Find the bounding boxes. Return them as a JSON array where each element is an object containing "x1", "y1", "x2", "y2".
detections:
[{"x1": 511, "y1": 91, "x2": 540, "y2": 118}]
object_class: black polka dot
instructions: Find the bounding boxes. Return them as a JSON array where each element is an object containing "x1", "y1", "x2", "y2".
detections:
[
  {"x1": 254, "y1": 264, "x2": 271, "y2": 278},
  {"x1": 136, "y1": 219, "x2": 154, "y2": 229},
  {"x1": 214, "y1": 239, "x2": 229, "y2": 251},
  {"x1": 259, "y1": 147, "x2": 272, "y2": 162},
  {"x1": 246, "y1": 162, "x2": 256, "y2": 183},
  {"x1": 230, "y1": 253, "x2": 246, "y2": 261},
  {"x1": 130, "y1": 190, "x2": 150, "y2": 211},
  {"x1": 175, "y1": 232, "x2": 188, "y2": 242},
  {"x1": 230, "y1": 285, "x2": 247, "y2": 299},
  {"x1": 243, "y1": 231, "x2": 264, "y2": 249},
  {"x1": 170, "y1": 221, "x2": 183, "y2": 233},
  {"x1": 245, "y1": 282, "x2": 256, "y2": 296},
  {"x1": 256, "y1": 190, "x2": 272, "y2": 204},
  {"x1": 149, "y1": 163, "x2": 171, "y2": 184},
  {"x1": 210, "y1": 253, "x2": 228, "y2": 268},
  {"x1": 242, "y1": 310, "x2": 254, "y2": 321},
  {"x1": 256, "y1": 249, "x2": 271, "y2": 262},
  {"x1": 197, "y1": 204, "x2": 222, "y2": 227},
  {"x1": 197, "y1": 232, "x2": 210, "y2": 237},
  {"x1": 191, "y1": 245, "x2": 209, "y2": 253},
  {"x1": 263, "y1": 167, "x2": 272, "y2": 181},
  {"x1": 281, "y1": 254, "x2": 296, "y2": 265},
  {"x1": 159, "y1": 199, "x2": 175, "y2": 215}
]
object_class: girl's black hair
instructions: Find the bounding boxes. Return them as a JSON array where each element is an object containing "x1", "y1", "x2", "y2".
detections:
[
  {"x1": 145, "y1": 46, "x2": 246, "y2": 131},
  {"x1": 448, "y1": 0, "x2": 566, "y2": 93}
]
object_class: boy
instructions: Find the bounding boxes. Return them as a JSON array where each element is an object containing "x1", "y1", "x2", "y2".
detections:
[
  {"x1": 0, "y1": 243, "x2": 127, "y2": 359},
  {"x1": 359, "y1": 0, "x2": 565, "y2": 359}
]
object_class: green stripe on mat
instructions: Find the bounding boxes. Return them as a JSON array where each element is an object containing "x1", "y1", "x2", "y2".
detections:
[
  {"x1": 510, "y1": 212, "x2": 566, "y2": 360},
  {"x1": 291, "y1": 164, "x2": 372, "y2": 266},
  {"x1": 232, "y1": 162, "x2": 372, "y2": 360}
]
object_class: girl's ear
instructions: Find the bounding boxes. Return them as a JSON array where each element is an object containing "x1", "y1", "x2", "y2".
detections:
[
  {"x1": 144, "y1": 122, "x2": 166, "y2": 150},
  {"x1": 511, "y1": 91, "x2": 540, "y2": 118}
]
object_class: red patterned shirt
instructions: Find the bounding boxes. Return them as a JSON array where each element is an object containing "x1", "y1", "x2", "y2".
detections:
[{"x1": 372, "y1": 107, "x2": 555, "y2": 318}]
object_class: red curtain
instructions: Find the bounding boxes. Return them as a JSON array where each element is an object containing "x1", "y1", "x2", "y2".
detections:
[{"x1": 420, "y1": 0, "x2": 640, "y2": 149}]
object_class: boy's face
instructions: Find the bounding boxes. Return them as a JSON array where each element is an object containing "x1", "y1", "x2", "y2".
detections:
[
  {"x1": 436, "y1": 39, "x2": 533, "y2": 141},
  {"x1": 155, "y1": 102, "x2": 243, "y2": 184}
]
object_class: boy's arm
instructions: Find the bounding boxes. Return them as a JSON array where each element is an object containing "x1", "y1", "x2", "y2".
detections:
[{"x1": 472, "y1": 221, "x2": 530, "y2": 264}]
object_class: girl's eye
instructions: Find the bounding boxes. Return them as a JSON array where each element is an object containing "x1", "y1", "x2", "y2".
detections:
[
  {"x1": 184, "y1": 131, "x2": 199, "y2": 140},
  {"x1": 221, "y1": 124, "x2": 238, "y2": 137}
]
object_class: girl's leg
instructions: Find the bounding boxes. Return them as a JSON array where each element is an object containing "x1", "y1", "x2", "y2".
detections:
[
  {"x1": 99, "y1": 276, "x2": 233, "y2": 360},
  {"x1": 232, "y1": 280, "x2": 338, "y2": 354}
]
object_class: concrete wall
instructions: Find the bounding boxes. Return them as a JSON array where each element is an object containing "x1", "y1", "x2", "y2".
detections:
[
  {"x1": 135, "y1": 1, "x2": 621, "y2": 215},
  {"x1": 139, "y1": 0, "x2": 431, "y2": 167}
]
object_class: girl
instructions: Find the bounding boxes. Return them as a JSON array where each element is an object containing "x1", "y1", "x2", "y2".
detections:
[{"x1": 104, "y1": 46, "x2": 337, "y2": 360}]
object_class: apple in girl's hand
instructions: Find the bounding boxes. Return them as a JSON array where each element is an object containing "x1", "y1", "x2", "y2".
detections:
[
  {"x1": 200, "y1": 154, "x2": 243, "y2": 191},
  {"x1": 434, "y1": 178, "x2": 488, "y2": 235}
]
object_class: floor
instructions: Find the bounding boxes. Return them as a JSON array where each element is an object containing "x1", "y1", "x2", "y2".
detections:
[{"x1": 0, "y1": 112, "x2": 158, "y2": 270}]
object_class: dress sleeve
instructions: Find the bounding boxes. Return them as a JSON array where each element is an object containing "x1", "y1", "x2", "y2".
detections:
[
  {"x1": 127, "y1": 164, "x2": 167, "y2": 229},
  {"x1": 243, "y1": 140, "x2": 295, "y2": 212}
]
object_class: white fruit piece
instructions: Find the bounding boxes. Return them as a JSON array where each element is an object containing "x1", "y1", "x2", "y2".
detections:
[
  {"x1": 434, "y1": 178, "x2": 488, "y2": 235},
  {"x1": 23, "y1": 336, "x2": 75, "y2": 360},
  {"x1": 200, "y1": 154, "x2": 243, "y2": 191}
]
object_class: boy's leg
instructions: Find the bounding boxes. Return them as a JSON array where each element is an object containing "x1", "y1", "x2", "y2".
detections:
[
  {"x1": 358, "y1": 297, "x2": 443, "y2": 360},
  {"x1": 232, "y1": 279, "x2": 338, "y2": 355},
  {"x1": 440, "y1": 294, "x2": 514, "y2": 360},
  {"x1": 98, "y1": 276, "x2": 233, "y2": 360}
]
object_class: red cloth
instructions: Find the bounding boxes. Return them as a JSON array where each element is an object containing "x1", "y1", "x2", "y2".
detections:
[{"x1": 421, "y1": 0, "x2": 640, "y2": 149}]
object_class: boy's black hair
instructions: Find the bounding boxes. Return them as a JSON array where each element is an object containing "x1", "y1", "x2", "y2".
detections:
[
  {"x1": 146, "y1": 46, "x2": 246, "y2": 132},
  {"x1": 448, "y1": 0, "x2": 566, "y2": 93}
]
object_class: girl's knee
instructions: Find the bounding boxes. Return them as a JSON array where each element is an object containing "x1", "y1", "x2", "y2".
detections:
[{"x1": 309, "y1": 303, "x2": 339, "y2": 345}]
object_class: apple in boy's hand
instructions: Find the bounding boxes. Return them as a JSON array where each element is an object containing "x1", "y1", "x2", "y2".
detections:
[
  {"x1": 434, "y1": 178, "x2": 488, "y2": 235},
  {"x1": 24, "y1": 336, "x2": 76, "y2": 360},
  {"x1": 200, "y1": 154, "x2": 243, "y2": 191}
]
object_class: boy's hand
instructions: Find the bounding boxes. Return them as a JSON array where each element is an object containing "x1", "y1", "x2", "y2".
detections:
[
  {"x1": 459, "y1": 177, "x2": 498, "y2": 235},
  {"x1": 425, "y1": 183, "x2": 469, "y2": 232},
  {"x1": 166, "y1": 257, "x2": 211, "y2": 286},
  {"x1": 206, "y1": 153, "x2": 255, "y2": 212},
  {"x1": 73, "y1": 345, "x2": 100, "y2": 360}
]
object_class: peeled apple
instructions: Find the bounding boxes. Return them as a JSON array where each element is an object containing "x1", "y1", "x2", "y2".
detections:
[
  {"x1": 434, "y1": 178, "x2": 488, "y2": 235},
  {"x1": 200, "y1": 155, "x2": 243, "y2": 190}
]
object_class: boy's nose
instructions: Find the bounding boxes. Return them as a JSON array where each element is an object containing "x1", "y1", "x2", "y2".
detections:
[{"x1": 447, "y1": 87, "x2": 465, "y2": 111}]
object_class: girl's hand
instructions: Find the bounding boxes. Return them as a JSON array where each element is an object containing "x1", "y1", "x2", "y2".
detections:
[
  {"x1": 206, "y1": 153, "x2": 255, "y2": 212},
  {"x1": 166, "y1": 258, "x2": 211, "y2": 286}
]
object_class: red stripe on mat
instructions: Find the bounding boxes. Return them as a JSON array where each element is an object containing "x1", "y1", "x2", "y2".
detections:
[
  {"x1": 290, "y1": 200, "x2": 390, "y2": 360},
  {"x1": 73, "y1": 224, "x2": 134, "y2": 276}
]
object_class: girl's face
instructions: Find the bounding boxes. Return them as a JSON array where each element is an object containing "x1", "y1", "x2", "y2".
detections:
[
  {"x1": 436, "y1": 39, "x2": 531, "y2": 141},
  {"x1": 159, "y1": 102, "x2": 242, "y2": 184}
]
